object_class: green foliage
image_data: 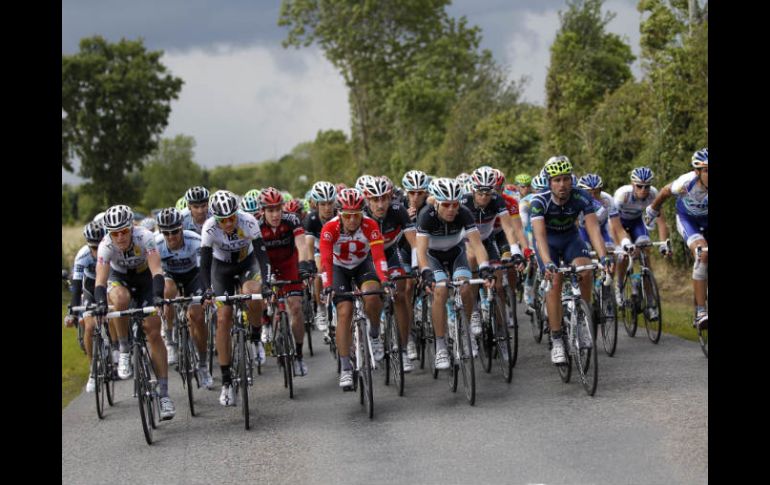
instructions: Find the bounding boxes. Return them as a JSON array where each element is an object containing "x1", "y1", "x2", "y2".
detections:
[
  {"x1": 61, "y1": 184, "x2": 77, "y2": 225},
  {"x1": 62, "y1": 36, "x2": 184, "y2": 208},
  {"x1": 140, "y1": 135, "x2": 204, "y2": 211}
]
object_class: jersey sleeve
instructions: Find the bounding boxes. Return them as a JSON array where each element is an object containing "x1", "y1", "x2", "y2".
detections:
[
  {"x1": 416, "y1": 206, "x2": 433, "y2": 236},
  {"x1": 364, "y1": 220, "x2": 388, "y2": 282},
  {"x1": 397, "y1": 205, "x2": 416, "y2": 232},
  {"x1": 671, "y1": 173, "x2": 694, "y2": 195},
  {"x1": 529, "y1": 195, "x2": 546, "y2": 221},
  {"x1": 319, "y1": 220, "x2": 337, "y2": 288},
  {"x1": 201, "y1": 220, "x2": 216, "y2": 248},
  {"x1": 575, "y1": 190, "x2": 596, "y2": 215},
  {"x1": 96, "y1": 240, "x2": 112, "y2": 267},
  {"x1": 71, "y1": 246, "x2": 88, "y2": 281}
]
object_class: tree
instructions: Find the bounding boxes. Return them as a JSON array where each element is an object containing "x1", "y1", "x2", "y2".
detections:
[
  {"x1": 62, "y1": 36, "x2": 184, "y2": 208},
  {"x1": 140, "y1": 135, "x2": 204, "y2": 211},
  {"x1": 542, "y1": 0, "x2": 635, "y2": 164}
]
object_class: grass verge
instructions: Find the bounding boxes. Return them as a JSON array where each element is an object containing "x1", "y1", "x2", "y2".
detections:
[{"x1": 62, "y1": 288, "x2": 89, "y2": 409}]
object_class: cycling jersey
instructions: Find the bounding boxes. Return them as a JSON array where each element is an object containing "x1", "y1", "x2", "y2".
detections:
[
  {"x1": 319, "y1": 216, "x2": 388, "y2": 288},
  {"x1": 671, "y1": 171, "x2": 708, "y2": 217},
  {"x1": 461, "y1": 193, "x2": 508, "y2": 240},
  {"x1": 181, "y1": 207, "x2": 213, "y2": 235},
  {"x1": 363, "y1": 203, "x2": 415, "y2": 251},
  {"x1": 303, "y1": 210, "x2": 335, "y2": 254},
  {"x1": 97, "y1": 226, "x2": 157, "y2": 274},
  {"x1": 154, "y1": 230, "x2": 201, "y2": 275},
  {"x1": 415, "y1": 204, "x2": 478, "y2": 252},
  {"x1": 613, "y1": 185, "x2": 659, "y2": 221},
  {"x1": 491, "y1": 191, "x2": 520, "y2": 237},
  {"x1": 259, "y1": 212, "x2": 305, "y2": 262},
  {"x1": 529, "y1": 188, "x2": 596, "y2": 234},
  {"x1": 201, "y1": 213, "x2": 262, "y2": 264},
  {"x1": 578, "y1": 192, "x2": 618, "y2": 228},
  {"x1": 72, "y1": 244, "x2": 97, "y2": 282}
]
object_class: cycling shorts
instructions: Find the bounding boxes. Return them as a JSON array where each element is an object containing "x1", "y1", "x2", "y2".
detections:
[
  {"x1": 211, "y1": 252, "x2": 262, "y2": 306},
  {"x1": 620, "y1": 217, "x2": 650, "y2": 245},
  {"x1": 427, "y1": 245, "x2": 472, "y2": 283},
  {"x1": 332, "y1": 255, "x2": 380, "y2": 305},
  {"x1": 675, "y1": 211, "x2": 709, "y2": 247},
  {"x1": 108, "y1": 268, "x2": 153, "y2": 306},
  {"x1": 164, "y1": 268, "x2": 203, "y2": 297},
  {"x1": 534, "y1": 230, "x2": 591, "y2": 272}
]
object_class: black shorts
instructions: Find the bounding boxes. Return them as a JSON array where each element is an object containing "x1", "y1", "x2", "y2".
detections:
[
  {"x1": 108, "y1": 269, "x2": 153, "y2": 307},
  {"x1": 165, "y1": 268, "x2": 203, "y2": 297},
  {"x1": 212, "y1": 252, "x2": 261, "y2": 305},
  {"x1": 332, "y1": 256, "x2": 380, "y2": 305},
  {"x1": 384, "y1": 245, "x2": 410, "y2": 277},
  {"x1": 426, "y1": 245, "x2": 472, "y2": 282}
]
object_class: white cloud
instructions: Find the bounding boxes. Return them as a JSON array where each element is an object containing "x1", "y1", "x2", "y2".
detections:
[
  {"x1": 161, "y1": 44, "x2": 350, "y2": 168},
  {"x1": 503, "y1": 0, "x2": 641, "y2": 106}
]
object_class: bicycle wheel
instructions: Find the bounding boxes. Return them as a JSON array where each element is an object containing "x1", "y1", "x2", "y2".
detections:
[
  {"x1": 92, "y1": 335, "x2": 105, "y2": 419},
  {"x1": 600, "y1": 284, "x2": 618, "y2": 356},
  {"x1": 383, "y1": 301, "x2": 392, "y2": 386},
  {"x1": 621, "y1": 274, "x2": 638, "y2": 337},
  {"x1": 556, "y1": 312, "x2": 572, "y2": 383},
  {"x1": 642, "y1": 271, "x2": 662, "y2": 344},
  {"x1": 239, "y1": 329, "x2": 250, "y2": 430},
  {"x1": 206, "y1": 308, "x2": 216, "y2": 375},
  {"x1": 493, "y1": 295, "x2": 513, "y2": 383},
  {"x1": 532, "y1": 278, "x2": 544, "y2": 344},
  {"x1": 358, "y1": 319, "x2": 374, "y2": 419},
  {"x1": 104, "y1": 340, "x2": 115, "y2": 406},
  {"x1": 477, "y1": 302, "x2": 493, "y2": 374},
  {"x1": 282, "y1": 312, "x2": 294, "y2": 399},
  {"x1": 304, "y1": 295, "x2": 314, "y2": 356},
  {"x1": 574, "y1": 300, "x2": 598, "y2": 396},
  {"x1": 504, "y1": 285, "x2": 519, "y2": 367},
  {"x1": 457, "y1": 309, "x2": 476, "y2": 406},
  {"x1": 134, "y1": 345, "x2": 153, "y2": 445},
  {"x1": 698, "y1": 322, "x2": 708, "y2": 358},
  {"x1": 179, "y1": 326, "x2": 196, "y2": 417},
  {"x1": 389, "y1": 307, "x2": 404, "y2": 396},
  {"x1": 424, "y1": 296, "x2": 438, "y2": 379}
]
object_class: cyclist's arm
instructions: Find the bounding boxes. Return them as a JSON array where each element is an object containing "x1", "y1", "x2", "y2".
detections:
[
  {"x1": 69, "y1": 278, "x2": 83, "y2": 308},
  {"x1": 609, "y1": 216, "x2": 630, "y2": 247},
  {"x1": 466, "y1": 230, "x2": 490, "y2": 268},
  {"x1": 583, "y1": 212, "x2": 608, "y2": 260},
  {"x1": 319, "y1": 226, "x2": 334, "y2": 289},
  {"x1": 295, "y1": 234, "x2": 310, "y2": 262},
  {"x1": 531, "y1": 218, "x2": 551, "y2": 266},
  {"x1": 655, "y1": 208, "x2": 669, "y2": 240},
  {"x1": 94, "y1": 248, "x2": 110, "y2": 305},
  {"x1": 649, "y1": 183, "x2": 673, "y2": 212},
  {"x1": 499, "y1": 212, "x2": 526, "y2": 254},
  {"x1": 251, "y1": 237, "x2": 271, "y2": 282},
  {"x1": 146, "y1": 248, "x2": 165, "y2": 301},
  {"x1": 415, "y1": 233, "x2": 430, "y2": 273},
  {"x1": 370, "y1": 240, "x2": 389, "y2": 283},
  {"x1": 200, "y1": 247, "x2": 213, "y2": 290}
]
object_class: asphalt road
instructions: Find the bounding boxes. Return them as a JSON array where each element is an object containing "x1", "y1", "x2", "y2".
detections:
[{"x1": 62, "y1": 305, "x2": 708, "y2": 485}]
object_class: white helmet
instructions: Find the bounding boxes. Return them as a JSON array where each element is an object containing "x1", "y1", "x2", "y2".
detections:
[
  {"x1": 310, "y1": 181, "x2": 337, "y2": 202},
  {"x1": 103, "y1": 205, "x2": 134, "y2": 232},
  {"x1": 209, "y1": 190, "x2": 239, "y2": 218},
  {"x1": 429, "y1": 178, "x2": 464, "y2": 202},
  {"x1": 355, "y1": 175, "x2": 377, "y2": 193}
]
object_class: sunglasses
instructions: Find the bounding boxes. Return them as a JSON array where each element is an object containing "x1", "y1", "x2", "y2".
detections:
[
  {"x1": 340, "y1": 211, "x2": 363, "y2": 220},
  {"x1": 634, "y1": 184, "x2": 651, "y2": 189},
  {"x1": 109, "y1": 227, "x2": 131, "y2": 238},
  {"x1": 215, "y1": 214, "x2": 237, "y2": 224},
  {"x1": 439, "y1": 201, "x2": 460, "y2": 209},
  {"x1": 161, "y1": 228, "x2": 182, "y2": 236}
]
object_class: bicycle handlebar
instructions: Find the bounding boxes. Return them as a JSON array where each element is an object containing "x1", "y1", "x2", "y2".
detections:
[
  {"x1": 106, "y1": 306, "x2": 157, "y2": 319},
  {"x1": 214, "y1": 293, "x2": 264, "y2": 303},
  {"x1": 434, "y1": 278, "x2": 488, "y2": 288}
]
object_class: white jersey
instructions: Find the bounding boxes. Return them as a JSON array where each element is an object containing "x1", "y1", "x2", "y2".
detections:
[
  {"x1": 181, "y1": 207, "x2": 212, "y2": 235},
  {"x1": 579, "y1": 191, "x2": 618, "y2": 227},
  {"x1": 671, "y1": 171, "x2": 708, "y2": 217},
  {"x1": 201, "y1": 213, "x2": 262, "y2": 264},
  {"x1": 154, "y1": 230, "x2": 202, "y2": 274},
  {"x1": 97, "y1": 226, "x2": 158, "y2": 274},
  {"x1": 613, "y1": 185, "x2": 658, "y2": 220},
  {"x1": 72, "y1": 245, "x2": 97, "y2": 281}
]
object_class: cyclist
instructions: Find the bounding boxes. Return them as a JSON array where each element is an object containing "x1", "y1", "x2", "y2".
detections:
[
  {"x1": 361, "y1": 176, "x2": 418, "y2": 373},
  {"x1": 416, "y1": 178, "x2": 495, "y2": 370},
  {"x1": 355, "y1": 175, "x2": 376, "y2": 193},
  {"x1": 181, "y1": 186, "x2": 212, "y2": 235},
  {"x1": 139, "y1": 217, "x2": 158, "y2": 233},
  {"x1": 520, "y1": 174, "x2": 548, "y2": 313},
  {"x1": 319, "y1": 188, "x2": 389, "y2": 389},
  {"x1": 239, "y1": 194, "x2": 261, "y2": 218},
  {"x1": 65, "y1": 221, "x2": 119, "y2": 393},
  {"x1": 304, "y1": 181, "x2": 338, "y2": 332},
  {"x1": 399, "y1": 169, "x2": 431, "y2": 360},
  {"x1": 514, "y1": 173, "x2": 532, "y2": 200},
  {"x1": 646, "y1": 148, "x2": 708, "y2": 328},
  {"x1": 93, "y1": 205, "x2": 177, "y2": 420},
  {"x1": 154, "y1": 208, "x2": 214, "y2": 389},
  {"x1": 199, "y1": 190, "x2": 272, "y2": 406},
  {"x1": 463, "y1": 166, "x2": 528, "y2": 336},
  {"x1": 530, "y1": 157, "x2": 613, "y2": 365},
  {"x1": 613, "y1": 168, "x2": 670, "y2": 316},
  {"x1": 576, "y1": 173, "x2": 631, "y2": 253},
  {"x1": 258, "y1": 188, "x2": 315, "y2": 376},
  {"x1": 175, "y1": 197, "x2": 188, "y2": 212}
]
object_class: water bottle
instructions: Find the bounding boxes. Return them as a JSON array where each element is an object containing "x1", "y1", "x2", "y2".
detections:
[
  {"x1": 414, "y1": 296, "x2": 423, "y2": 323},
  {"x1": 446, "y1": 301, "x2": 457, "y2": 338}
]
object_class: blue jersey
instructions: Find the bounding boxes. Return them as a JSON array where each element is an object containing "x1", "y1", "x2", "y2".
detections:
[
  {"x1": 671, "y1": 171, "x2": 708, "y2": 217},
  {"x1": 154, "y1": 230, "x2": 202, "y2": 275},
  {"x1": 180, "y1": 208, "x2": 212, "y2": 235},
  {"x1": 529, "y1": 188, "x2": 596, "y2": 234},
  {"x1": 72, "y1": 245, "x2": 97, "y2": 282}
]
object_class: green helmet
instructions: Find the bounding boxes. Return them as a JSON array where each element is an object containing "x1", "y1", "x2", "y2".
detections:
[
  {"x1": 543, "y1": 156, "x2": 573, "y2": 179},
  {"x1": 302, "y1": 198, "x2": 311, "y2": 213},
  {"x1": 514, "y1": 173, "x2": 532, "y2": 186},
  {"x1": 175, "y1": 196, "x2": 188, "y2": 211},
  {"x1": 281, "y1": 192, "x2": 293, "y2": 203},
  {"x1": 245, "y1": 189, "x2": 261, "y2": 199}
]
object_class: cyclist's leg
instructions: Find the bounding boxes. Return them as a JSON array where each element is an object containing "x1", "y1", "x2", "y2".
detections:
[
  {"x1": 452, "y1": 245, "x2": 475, "y2": 323},
  {"x1": 678, "y1": 213, "x2": 708, "y2": 307},
  {"x1": 566, "y1": 236, "x2": 593, "y2": 302},
  {"x1": 211, "y1": 260, "x2": 235, "y2": 375},
  {"x1": 162, "y1": 276, "x2": 178, "y2": 339},
  {"x1": 535, "y1": 236, "x2": 564, "y2": 334},
  {"x1": 184, "y1": 273, "x2": 208, "y2": 357},
  {"x1": 333, "y1": 264, "x2": 355, "y2": 377},
  {"x1": 106, "y1": 280, "x2": 131, "y2": 352}
]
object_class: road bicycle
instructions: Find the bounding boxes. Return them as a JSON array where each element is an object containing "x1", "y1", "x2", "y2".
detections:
[
  {"x1": 265, "y1": 278, "x2": 305, "y2": 399},
  {"x1": 588, "y1": 250, "x2": 618, "y2": 357},
  {"x1": 475, "y1": 274, "x2": 514, "y2": 384},
  {"x1": 618, "y1": 239, "x2": 669, "y2": 343},
  {"x1": 301, "y1": 275, "x2": 315, "y2": 356},
  {"x1": 161, "y1": 292, "x2": 203, "y2": 416},
  {"x1": 381, "y1": 274, "x2": 415, "y2": 397},
  {"x1": 695, "y1": 246, "x2": 708, "y2": 358},
  {"x1": 72, "y1": 302, "x2": 116, "y2": 419}
]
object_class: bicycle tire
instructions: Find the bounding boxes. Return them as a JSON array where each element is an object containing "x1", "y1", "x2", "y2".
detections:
[
  {"x1": 180, "y1": 326, "x2": 196, "y2": 417},
  {"x1": 698, "y1": 325, "x2": 708, "y2": 358},
  {"x1": 504, "y1": 285, "x2": 519, "y2": 367},
  {"x1": 478, "y1": 298, "x2": 493, "y2": 374},
  {"x1": 383, "y1": 300, "x2": 392, "y2": 386},
  {"x1": 92, "y1": 335, "x2": 105, "y2": 419},
  {"x1": 206, "y1": 307, "x2": 215, "y2": 375},
  {"x1": 457, "y1": 309, "x2": 476, "y2": 406},
  {"x1": 642, "y1": 271, "x2": 662, "y2": 344},
  {"x1": 493, "y1": 294, "x2": 514, "y2": 383},
  {"x1": 574, "y1": 299, "x2": 598, "y2": 396},
  {"x1": 532, "y1": 277, "x2": 545, "y2": 343},
  {"x1": 390, "y1": 305, "x2": 404, "y2": 396},
  {"x1": 77, "y1": 321, "x2": 86, "y2": 354},
  {"x1": 622, "y1": 274, "x2": 638, "y2": 337},
  {"x1": 134, "y1": 344, "x2": 153, "y2": 445},
  {"x1": 239, "y1": 329, "x2": 250, "y2": 430},
  {"x1": 425, "y1": 296, "x2": 438, "y2": 379},
  {"x1": 359, "y1": 318, "x2": 374, "y2": 419},
  {"x1": 282, "y1": 312, "x2": 294, "y2": 399},
  {"x1": 556, "y1": 311, "x2": 572, "y2": 383},
  {"x1": 105, "y1": 340, "x2": 115, "y2": 406},
  {"x1": 304, "y1": 294, "x2": 314, "y2": 356},
  {"x1": 599, "y1": 283, "x2": 618, "y2": 356}
]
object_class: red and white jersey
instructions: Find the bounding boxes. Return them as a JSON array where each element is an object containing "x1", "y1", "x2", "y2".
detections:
[{"x1": 319, "y1": 216, "x2": 388, "y2": 287}]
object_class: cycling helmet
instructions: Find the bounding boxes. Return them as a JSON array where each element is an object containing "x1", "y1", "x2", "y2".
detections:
[
  {"x1": 337, "y1": 188, "x2": 365, "y2": 211},
  {"x1": 92, "y1": 211, "x2": 106, "y2": 229},
  {"x1": 630, "y1": 167, "x2": 654, "y2": 184},
  {"x1": 691, "y1": 148, "x2": 708, "y2": 168},
  {"x1": 531, "y1": 174, "x2": 548, "y2": 192},
  {"x1": 281, "y1": 192, "x2": 293, "y2": 203},
  {"x1": 185, "y1": 186, "x2": 210, "y2": 204},
  {"x1": 429, "y1": 178, "x2": 464, "y2": 202},
  {"x1": 577, "y1": 173, "x2": 603, "y2": 190},
  {"x1": 361, "y1": 176, "x2": 392, "y2": 198},
  {"x1": 310, "y1": 181, "x2": 337, "y2": 202},
  {"x1": 470, "y1": 166, "x2": 498, "y2": 191},
  {"x1": 103, "y1": 205, "x2": 134, "y2": 232},
  {"x1": 355, "y1": 175, "x2": 376, "y2": 193},
  {"x1": 285, "y1": 198, "x2": 302, "y2": 215},
  {"x1": 175, "y1": 197, "x2": 188, "y2": 211},
  {"x1": 455, "y1": 172, "x2": 471, "y2": 185},
  {"x1": 83, "y1": 221, "x2": 106, "y2": 245},
  {"x1": 209, "y1": 190, "x2": 239, "y2": 218},
  {"x1": 542, "y1": 156, "x2": 573, "y2": 179},
  {"x1": 139, "y1": 217, "x2": 157, "y2": 232},
  {"x1": 239, "y1": 195, "x2": 260, "y2": 214},
  {"x1": 260, "y1": 187, "x2": 285, "y2": 208},
  {"x1": 245, "y1": 189, "x2": 261, "y2": 200},
  {"x1": 156, "y1": 207, "x2": 183, "y2": 230},
  {"x1": 402, "y1": 170, "x2": 430, "y2": 191},
  {"x1": 302, "y1": 198, "x2": 311, "y2": 213},
  {"x1": 514, "y1": 174, "x2": 532, "y2": 186}
]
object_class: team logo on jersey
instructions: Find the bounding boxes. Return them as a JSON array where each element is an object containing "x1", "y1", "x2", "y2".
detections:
[
  {"x1": 370, "y1": 229, "x2": 381, "y2": 240},
  {"x1": 323, "y1": 232, "x2": 333, "y2": 241}
]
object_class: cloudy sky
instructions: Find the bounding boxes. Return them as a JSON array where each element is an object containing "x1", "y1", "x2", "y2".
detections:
[{"x1": 62, "y1": 0, "x2": 643, "y2": 184}]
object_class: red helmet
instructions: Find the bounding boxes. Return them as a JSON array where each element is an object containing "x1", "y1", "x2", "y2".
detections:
[
  {"x1": 493, "y1": 168, "x2": 505, "y2": 189},
  {"x1": 259, "y1": 187, "x2": 284, "y2": 208},
  {"x1": 337, "y1": 188, "x2": 365, "y2": 211},
  {"x1": 335, "y1": 182, "x2": 348, "y2": 194},
  {"x1": 284, "y1": 198, "x2": 302, "y2": 215}
]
